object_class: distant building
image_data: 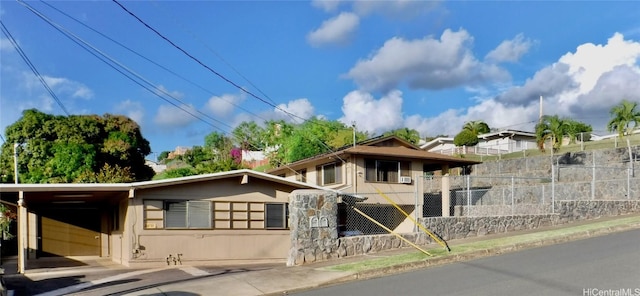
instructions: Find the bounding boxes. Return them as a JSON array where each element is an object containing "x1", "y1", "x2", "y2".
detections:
[
  {"x1": 242, "y1": 150, "x2": 269, "y2": 169},
  {"x1": 167, "y1": 146, "x2": 190, "y2": 159},
  {"x1": 145, "y1": 160, "x2": 167, "y2": 173}
]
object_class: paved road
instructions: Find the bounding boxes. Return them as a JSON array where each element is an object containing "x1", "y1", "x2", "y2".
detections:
[
  {"x1": 293, "y1": 229, "x2": 640, "y2": 296},
  {"x1": 3, "y1": 263, "x2": 279, "y2": 296}
]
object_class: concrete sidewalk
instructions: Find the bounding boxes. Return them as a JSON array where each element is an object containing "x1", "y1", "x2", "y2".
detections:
[
  {"x1": 125, "y1": 214, "x2": 640, "y2": 296},
  {"x1": 6, "y1": 214, "x2": 640, "y2": 296}
]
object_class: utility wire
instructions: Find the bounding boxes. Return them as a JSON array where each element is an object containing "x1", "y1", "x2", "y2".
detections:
[
  {"x1": 0, "y1": 20, "x2": 70, "y2": 116},
  {"x1": 40, "y1": 0, "x2": 270, "y2": 125},
  {"x1": 114, "y1": 0, "x2": 347, "y2": 165},
  {"x1": 18, "y1": 0, "x2": 231, "y2": 133}
]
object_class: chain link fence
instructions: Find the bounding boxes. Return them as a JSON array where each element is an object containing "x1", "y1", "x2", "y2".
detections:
[
  {"x1": 335, "y1": 163, "x2": 639, "y2": 237},
  {"x1": 423, "y1": 175, "x2": 552, "y2": 217},
  {"x1": 554, "y1": 164, "x2": 638, "y2": 200},
  {"x1": 338, "y1": 192, "x2": 415, "y2": 237}
]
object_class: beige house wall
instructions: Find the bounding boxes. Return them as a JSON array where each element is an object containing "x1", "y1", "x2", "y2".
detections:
[{"x1": 123, "y1": 177, "x2": 299, "y2": 267}]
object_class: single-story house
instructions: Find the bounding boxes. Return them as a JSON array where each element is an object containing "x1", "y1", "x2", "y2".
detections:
[
  {"x1": 0, "y1": 169, "x2": 328, "y2": 271},
  {"x1": 420, "y1": 130, "x2": 538, "y2": 155}
]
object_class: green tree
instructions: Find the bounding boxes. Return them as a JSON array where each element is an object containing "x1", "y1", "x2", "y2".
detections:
[
  {"x1": 463, "y1": 120, "x2": 491, "y2": 136},
  {"x1": 0, "y1": 109, "x2": 153, "y2": 183},
  {"x1": 157, "y1": 151, "x2": 170, "y2": 162},
  {"x1": 232, "y1": 121, "x2": 265, "y2": 150},
  {"x1": 383, "y1": 128, "x2": 421, "y2": 145},
  {"x1": 564, "y1": 119, "x2": 592, "y2": 144},
  {"x1": 535, "y1": 115, "x2": 567, "y2": 151},
  {"x1": 453, "y1": 129, "x2": 479, "y2": 146},
  {"x1": 607, "y1": 100, "x2": 640, "y2": 139},
  {"x1": 607, "y1": 100, "x2": 640, "y2": 173}
]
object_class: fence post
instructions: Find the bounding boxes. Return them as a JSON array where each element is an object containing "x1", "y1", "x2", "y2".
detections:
[
  {"x1": 511, "y1": 176, "x2": 515, "y2": 215},
  {"x1": 591, "y1": 153, "x2": 595, "y2": 200},
  {"x1": 466, "y1": 175, "x2": 471, "y2": 216},
  {"x1": 551, "y1": 163, "x2": 555, "y2": 214},
  {"x1": 628, "y1": 166, "x2": 631, "y2": 199},
  {"x1": 414, "y1": 173, "x2": 420, "y2": 232},
  {"x1": 442, "y1": 174, "x2": 451, "y2": 217}
]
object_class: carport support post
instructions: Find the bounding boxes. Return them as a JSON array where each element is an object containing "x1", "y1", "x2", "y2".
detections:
[
  {"x1": 442, "y1": 174, "x2": 451, "y2": 217},
  {"x1": 17, "y1": 191, "x2": 27, "y2": 273}
]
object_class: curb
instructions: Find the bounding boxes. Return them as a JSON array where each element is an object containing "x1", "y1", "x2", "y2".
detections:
[
  {"x1": 272, "y1": 220, "x2": 640, "y2": 295},
  {"x1": 346, "y1": 222, "x2": 640, "y2": 282}
]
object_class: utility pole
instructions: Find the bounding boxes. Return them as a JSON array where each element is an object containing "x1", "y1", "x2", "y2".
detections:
[
  {"x1": 13, "y1": 143, "x2": 19, "y2": 184},
  {"x1": 539, "y1": 95, "x2": 543, "y2": 123},
  {"x1": 352, "y1": 121, "x2": 356, "y2": 148}
]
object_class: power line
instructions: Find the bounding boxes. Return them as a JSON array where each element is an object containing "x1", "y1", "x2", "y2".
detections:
[
  {"x1": 113, "y1": 0, "x2": 348, "y2": 165},
  {"x1": 112, "y1": 1, "x2": 344, "y2": 133},
  {"x1": 40, "y1": 0, "x2": 270, "y2": 125},
  {"x1": 18, "y1": 0, "x2": 231, "y2": 133},
  {"x1": 0, "y1": 20, "x2": 70, "y2": 116}
]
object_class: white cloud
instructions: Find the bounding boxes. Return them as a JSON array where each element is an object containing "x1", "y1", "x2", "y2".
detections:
[
  {"x1": 274, "y1": 98, "x2": 316, "y2": 123},
  {"x1": 346, "y1": 29, "x2": 510, "y2": 92},
  {"x1": 311, "y1": 0, "x2": 342, "y2": 12},
  {"x1": 153, "y1": 85, "x2": 184, "y2": 100},
  {"x1": 339, "y1": 90, "x2": 404, "y2": 135},
  {"x1": 35, "y1": 75, "x2": 94, "y2": 100},
  {"x1": 352, "y1": 0, "x2": 440, "y2": 19},
  {"x1": 205, "y1": 93, "x2": 242, "y2": 118},
  {"x1": 307, "y1": 12, "x2": 359, "y2": 47},
  {"x1": 0, "y1": 37, "x2": 12, "y2": 52},
  {"x1": 115, "y1": 100, "x2": 144, "y2": 124},
  {"x1": 153, "y1": 104, "x2": 198, "y2": 128},
  {"x1": 558, "y1": 33, "x2": 640, "y2": 97},
  {"x1": 491, "y1": 32, "x2": 640, "y2": 131},
  {"x1": 485, "y1": 33, "x2": 534, "y2": 63}
]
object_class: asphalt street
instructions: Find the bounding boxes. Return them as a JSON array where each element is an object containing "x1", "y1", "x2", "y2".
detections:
[
  {"x1": 3, "y1": 263, "x2": 280, "y2": 296},
  {"x1": 293, "y1": 229, "x2": 640, "y2": 296}
]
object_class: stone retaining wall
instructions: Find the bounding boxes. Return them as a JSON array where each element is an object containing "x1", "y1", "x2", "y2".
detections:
[{"x1": 288, "y1": 197, "x2": 640, "y2": 265}]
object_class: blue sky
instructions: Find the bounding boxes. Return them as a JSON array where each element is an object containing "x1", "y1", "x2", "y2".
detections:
[{"x1": 2, "y1": 1, "x2": 640, "y2": 158}]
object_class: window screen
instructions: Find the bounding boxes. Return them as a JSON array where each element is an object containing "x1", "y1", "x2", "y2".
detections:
[{"x1": 265, "y1": 203, "x2": 288, "y2": 229}]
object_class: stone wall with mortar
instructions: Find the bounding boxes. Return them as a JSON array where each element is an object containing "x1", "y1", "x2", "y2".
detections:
[
  {"x1": 287, "y1": 190, "x2": 339, "y2": 266},
  {"x1": 290, "y1": 200, "x2": 640, "y2": 265}
]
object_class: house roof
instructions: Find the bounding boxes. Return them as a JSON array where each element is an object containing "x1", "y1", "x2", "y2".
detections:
[
  {"x1": 0, "y1": 169, "x2": 329, "y2": 193},
  {"x1": 419, "y1": 137, "x2": 454, "y2": 150},
  {"x1": 477, "y1": 129, "x2": 535, "y2": 140},
  {"x1": 268, "y1": 135, "x2": 479, "y2": 175}
]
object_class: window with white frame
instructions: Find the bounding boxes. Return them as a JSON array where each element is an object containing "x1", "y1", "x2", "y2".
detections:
[
  {"x1": 317, "y1": 162, "x2": 342, "y2": 185},
  {"x1": 365, "y1": 159, "x2": 410, "y2": 183},
  {"x1": 164, "y1": 200, "x2": 212, "y2": 229}
]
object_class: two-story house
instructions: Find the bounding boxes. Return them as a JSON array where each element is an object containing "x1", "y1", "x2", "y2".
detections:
[{"x1": 267, "y1": 136, "x2": 479, "y2": 234}]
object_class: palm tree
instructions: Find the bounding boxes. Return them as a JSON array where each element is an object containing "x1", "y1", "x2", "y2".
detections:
[
  {"x1": 384, "y1": 128, "x2": 421, "y2": 145},
  {"x1": 535, "y1": 115, "x2": 566, "y2": 151},
  {"x1": 462, "y1": 120, "x2": 491, "y2": 136},
  {"x1": 607, "y1": 100, "x2": 640, "y2": 175}
]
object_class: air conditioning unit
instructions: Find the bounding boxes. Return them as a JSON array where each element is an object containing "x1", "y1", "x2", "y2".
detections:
[{"x1": 399, "y1": 176, "x2": 412, "y2": 184}]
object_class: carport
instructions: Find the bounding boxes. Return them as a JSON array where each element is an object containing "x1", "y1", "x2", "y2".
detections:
[{"x1": 0, "y1": 184, "x2": 131, "y2": 273}]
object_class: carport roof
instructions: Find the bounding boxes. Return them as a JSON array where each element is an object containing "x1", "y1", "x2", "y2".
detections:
[{"x1": 0, "y1": 169, "x2": 331, "y2": 193}]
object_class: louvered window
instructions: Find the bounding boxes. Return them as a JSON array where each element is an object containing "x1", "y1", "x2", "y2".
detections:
[{"x1": 165, "y1": 201, "x2": 212, "y2": 229}]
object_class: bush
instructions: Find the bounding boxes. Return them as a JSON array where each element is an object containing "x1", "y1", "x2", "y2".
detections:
[{"x1": 454, "y1": 129, "x2": 479, "y2": 146}]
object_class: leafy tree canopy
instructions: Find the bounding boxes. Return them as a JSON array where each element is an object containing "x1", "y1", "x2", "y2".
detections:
[
  {"x1": 383, "y1": 128, "x2": 421, "y2": 145},
  {"x1": 453, "y1": 129, "x2": 479, "y2": 147},
  {"x1": 535, "y1": 115, "x2": 592, "y2": 151},
  {"x1": 0, "y1": 109, "x2": 153, "y2": 183},
  {"x1": 607, "y1": 100, "x2": 640, "y2": 138}
]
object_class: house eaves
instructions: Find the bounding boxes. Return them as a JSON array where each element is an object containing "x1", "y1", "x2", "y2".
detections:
[
  {"x1": 0, "y1": 183, "x2": 132, "y2": 193},
  {"x1": 130, "y1": 169, "x2": 330, "y2": 191},
  {"x1": 478, "y1": 129, "x2": 535, "y2": 140}
]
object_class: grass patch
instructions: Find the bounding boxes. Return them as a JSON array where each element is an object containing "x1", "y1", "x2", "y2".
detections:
[
  {"x1": 327, "y1": 215, "x2": 640, "y2": 273},
  {"x1": 460, "y1": 134, "x2": 640, "y2": 163}
]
